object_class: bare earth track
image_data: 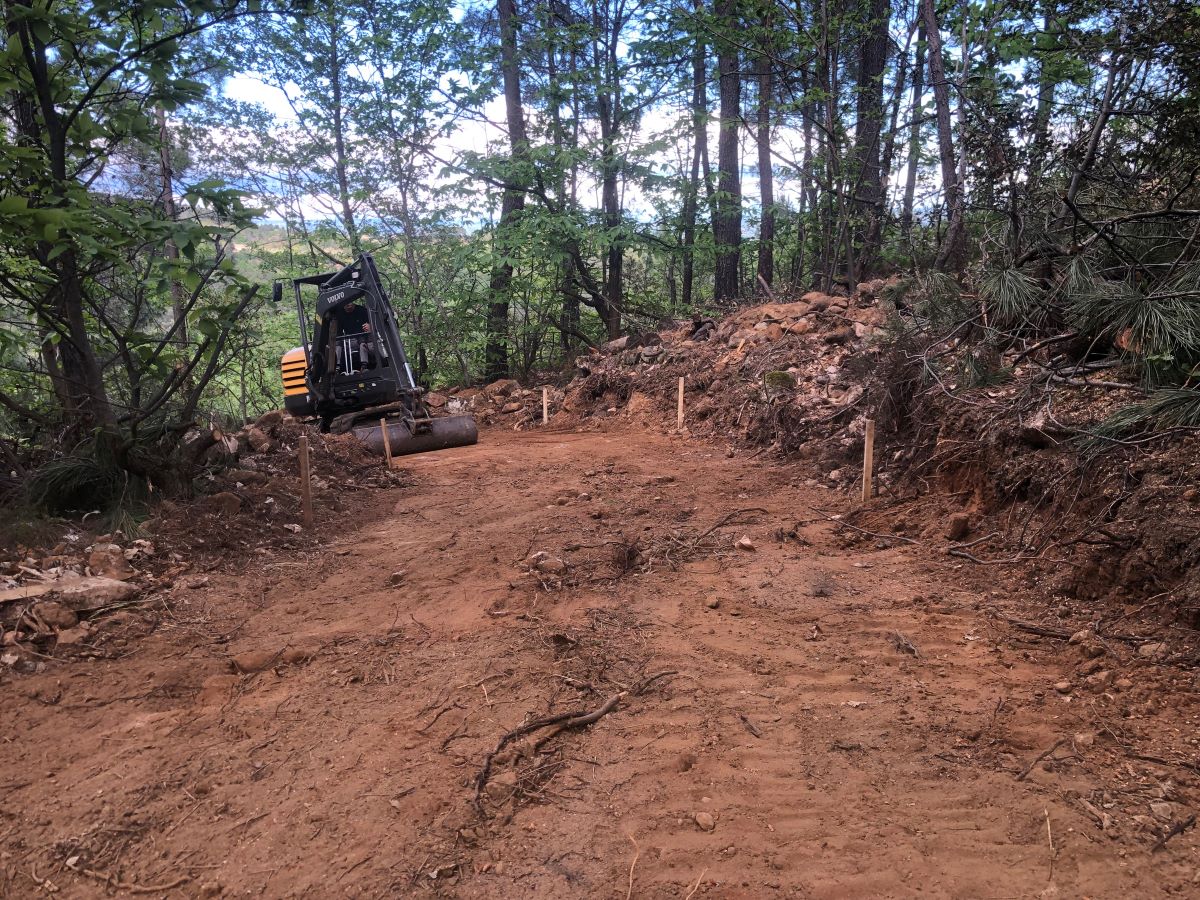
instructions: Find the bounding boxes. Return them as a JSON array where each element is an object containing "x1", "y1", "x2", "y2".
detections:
[{"x1": 3, "y1": 426, "x2": 1198, "y2": 897}]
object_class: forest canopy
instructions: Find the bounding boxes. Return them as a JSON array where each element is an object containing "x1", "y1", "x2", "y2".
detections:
[{"x1": 1, "y1": 0, "x2": 1198, "y2": 510}]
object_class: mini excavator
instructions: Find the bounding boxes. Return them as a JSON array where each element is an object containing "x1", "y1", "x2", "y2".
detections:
[{"x1": 275, "y1": 253, "x2": 477, "y2": 456}]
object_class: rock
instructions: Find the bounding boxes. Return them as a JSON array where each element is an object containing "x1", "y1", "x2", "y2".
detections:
[
  {"x1": 486, "y1": 769, "x2": 519, "y2": 801},
  {"x1": 1137, "y1": 642, "x2": 1168, "y2": 658},
  {"x1": 604, "y1": 335, "x2": 630, "y2": 352},
  {"x1": 1068, "y1": 629, "x2": 1091, "y2": 645},
  {"x1": 255, "y1": 410, "x2": 285, "y2": 429},
  {"x1": 824, "y1": 326, "x2": 855, "y2": 345},
  {"x1": 245, "y1": 426, "x2": 273, "y2": 453},
  {"x1": 425, "y1": 392, "x2": 448, "y2": 408},
  {"x1": 32, "y1": 600, "x2": 77, "y2": 630},
  {"x1": 205, "y1": 492, "x2": 243, "y2": 517},
  {"x1": 1053, "y1": 681, "x2": 1073, "y2": 694},
  {"x1": 389, "y1": 571, "x2": 406, "y2": 586},
  {"x1": 281, "y1": 645, "x2": 318, "y2": 665},
  {"x1": 484, "y1": 378, "x2": 521, "y2": 397},
  {"x1": 945, "y1": 513, "x2": 971, "y2": 542},
  {"x1": 1150, "y1": 801, "x2": 1175, "y2": 821},
  {"x1": 694, "y1": 811, "x2": 716, "y2": 832},
  {"x1": 57, "y1": 577, "x2": 138, "y2": 606},
  {"x1": 199, "y1": 882, "x2": 224, "y2": 897},
  {"x1": 1020, "y1": 410, "x2": 1062, "y2": 449},
  {"x1": 734, "y1": 535, "x2": 755, "y2": 552},
  {"x1": 1113, "y1": 676, "x2": 1134, "y2": 691},
  {"x1": 55, "y1": 625, "x2": 91, "y2": 646},
  {"x1": 527, "y1": 552, "x2": 567, "y2": 576},
  {"x1": 230, "y1": 649, "x2": 281, "y2": 674},
  {"x1": 786, "y1": 319, "x2": 811, "y2": 335},
  {"x1": 705, "y1": 597, "x2": 720, "y2": 609},
  {"x1": 764, "y1": 371, "x2": 795, "y2": 395},
  {"x1": 1084, "y1": 670, "x2": 1112, "y2": 691},
  {"x1": 87, "y1": 543, "x2": 133, "y2": 580},
  {"x1": 500, "y1": 401, "x2": 523, "y2": 414},
  {"x1": 1073, "y1": 731, "x2": 1095, "y2": 748}
]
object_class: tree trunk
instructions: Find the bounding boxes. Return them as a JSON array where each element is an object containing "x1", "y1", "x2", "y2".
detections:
[
  {"x1": 327, "y1": 15, "x2": 360, "y2": 256},
  {"x1": 877, "y1": 27, "x2": 911, "y2": 252},
  {"x1": 755, "y1": 25, "x2": 774, "y2": 289},
  {"x1": 853, "y1": 0, "x2": 890, "y2": 274},
  {"x1": 155, "y1": 105, "x2": 192, "y2": 395},
  {"x1": 681, "y1": 0, "x2": 707, "y2": 309},
  {"x1": 485, "y1": 0, "x2": 530, "y2": 381},
  {"x1": 921, "y1": 0, "x2": 965, "y2": 273},
  {"x1": 713, "y1": 0, "x2": 742, "y2": 303},
  {"x1": 900, "y1": 19, "x2": 926, "y2": 242}
]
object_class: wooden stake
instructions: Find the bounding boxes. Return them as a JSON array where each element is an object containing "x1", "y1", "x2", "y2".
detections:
[
  {"x1": 299, "y1": 434, "x2": 314, "y2": 527},
  {"x1": 379, "y1": 417, "x2": 393, "y2": 470},
  {"x1": 862, "y1": 419, "x2": 875, "y2": 502},
  {"x1": 542, "y1": 386, "x2": 549, "y2": 425},
  {"x1": 677, "y1": 377, "x2": 685, "y2": 430}
]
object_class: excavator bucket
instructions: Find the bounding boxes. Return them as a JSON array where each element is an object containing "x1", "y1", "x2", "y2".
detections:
[{"x1": 353, "y1": 414, "x2": 478, "y2": 458}]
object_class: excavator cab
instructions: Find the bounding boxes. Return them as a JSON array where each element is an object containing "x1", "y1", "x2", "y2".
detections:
[{"x1": 275, "y1": 253, "x2": 477, "y2": 457}]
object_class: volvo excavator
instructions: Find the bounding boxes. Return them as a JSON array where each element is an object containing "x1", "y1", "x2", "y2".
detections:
[{"x1": 275, "y1": 253, "x2": 477, "y2": 456}]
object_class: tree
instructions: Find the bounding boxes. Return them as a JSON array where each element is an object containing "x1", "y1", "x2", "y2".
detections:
[
  {"x1": 921, "y1": 0, "x2": 966, "y2": 272},
  {"x1": 712, "y1": 0, "x2": 742, "y2": 302}
]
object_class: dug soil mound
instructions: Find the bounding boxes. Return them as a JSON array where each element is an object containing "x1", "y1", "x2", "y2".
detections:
[{"x1": 464, "y1": 282, "x2": 1200, "y2": 647}]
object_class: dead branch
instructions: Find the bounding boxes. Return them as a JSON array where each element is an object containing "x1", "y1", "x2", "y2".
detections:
[
  {"x1": 1017, "y1": 737, "x2": 1069, "y2": 781},
  {"x1": 738, "y1": 713, "x2": 763, "y2": 738},
  {"x1": 1150, "y1": 814, "x2": 1196, "y2": 853},
  {"x1": 473, "y1": 671, "x2": 675, "y2": 811},
  {"x1": 806, "y1": 507, "x2": 920, "y2": 545}
]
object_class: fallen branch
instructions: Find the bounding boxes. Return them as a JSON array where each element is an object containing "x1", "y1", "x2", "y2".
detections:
[
  {"x1": 738, "y1": 713, "x2": 763, "y2": 738},
  {"x1": 1151, "y1": 814, "x2": 1196, "y2": 852},
  {"x1": 473, "y1": 671, "x2": 675, "y2": 810},
  {"x1": 949, "y1": 531, "x2": 1000, "y2": 550},
  {"x1": 1017, "y1": 737, "x2": 1069, "y2": 782},
  {"x1": 806, "y1": 507, "x2": 919, "y2": 545}
]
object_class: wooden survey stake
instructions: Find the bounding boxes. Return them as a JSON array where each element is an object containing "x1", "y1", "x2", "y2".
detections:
[
  {"x1": 299, "y1": 434, "x2": 314, "y2": 527},
  {"x1": 542, "y1": 387, "x2": 549, "y2": 425},
  {"x1": 862, "y1": 419, "x2": 876, "y2": 502},
  {"x1": 380, "y1": 417, "x2": 393, "y2": 469},
  {"x1": 677, "y1": 377, "x2": 685, "y2": 429}
]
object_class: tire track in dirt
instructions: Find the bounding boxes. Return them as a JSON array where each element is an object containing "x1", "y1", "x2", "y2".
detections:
[{"x1": 1, "y1": 427, "x2": 1195, "y2": 898}]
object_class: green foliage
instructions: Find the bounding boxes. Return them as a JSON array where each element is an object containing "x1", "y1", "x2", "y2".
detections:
[
  {"x1": 26, "y1": 437, "x2": 146, "y2": 518},
  {"x1": 981, "y1": 267, "x2": 1043, "y2": 329},
  {"x1": 1078, "y1": 388, "x2": 1200, "y2": 453}
]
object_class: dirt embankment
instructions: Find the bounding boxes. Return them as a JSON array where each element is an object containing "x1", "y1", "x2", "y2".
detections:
[{"x1": 459, "y1": 284, "x2": 1200, "y2": 651}]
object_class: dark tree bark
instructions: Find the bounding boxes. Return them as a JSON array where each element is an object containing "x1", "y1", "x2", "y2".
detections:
[
  {"x1": 852, "y1": 0, "x2": 890, "y2": 274},
  {"x1": 486, "y1": 0, "x2": 530, "y2": 380},
  {"x1": 755, "y1": 19, "x2": 775, "y2": 289},
  {"x1": 326, "y1": 13, "x2": 361, "y2": 256},
  {"x1": 920, "y1": 0, "x2": 966, "y2": 273},
  {"x1": 713, "y1": 0, "x2": 742, "y2": 303},
  {"x1": 900, "y1": 19, "x2": 926, "y2": 242},
  {"x1": 681, "y1": 0, "x2": 708, "y2": 309}
]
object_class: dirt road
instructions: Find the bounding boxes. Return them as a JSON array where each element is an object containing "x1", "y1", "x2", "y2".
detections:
[{"x1": 3, "y1": 427, "x2": 1197, "y2": 897}]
